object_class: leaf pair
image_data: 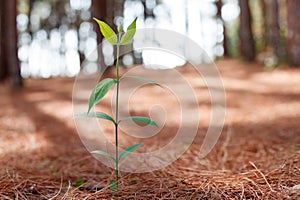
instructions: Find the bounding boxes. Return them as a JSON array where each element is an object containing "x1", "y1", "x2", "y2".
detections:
[
  {"x1": 93, "y1": 17, "x2": 137, "y2": 45},
  {"x1": 88, "y1": 76, "x2": 160, "y2": 114},
  {"x1": 76, "y1": 112, "x2": 158, "y2": 127},
  {"x1": 91, "y1": 143, "x2": 143, "y2": 162}
]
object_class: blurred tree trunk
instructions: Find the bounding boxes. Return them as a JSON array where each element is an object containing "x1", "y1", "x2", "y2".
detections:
[
  {"x1": 270, "y1": 0, "x2": 281, "y2": 58},
  {"x1": 142, "y1": 0, "x2": 155, "y2": 19},
  {"x1": 0, "y1": 1, "x2": 7, "y2": 80},
  {"x1": 238, "y1": 0, "x2": 255, "y2": 61},
  {"x1": 92, "y1": 0, "x2": 107, "y2": 44},
  {"x1": 0, "y1": 0, "x2": 23, "y2": 86},
  {"x1": 28, "y1": 0, "x2": 33, "y2": 35},
  {"x1": 92, "y1": 0, "x2": 107, "y2": 69},
  {"x1": 115, "y1": 0, "x2": 124, "y2": 19},
  {"x1": 216, "y1": 0, "x2": 228, "y2": 56},
  {"x1": 262, "y1": 0, "x2": 271, "y2": 47},
  {"x1": 105, "y1": 0, "x2": 115, "y2": 30},
  {"x1": 264, "y1": 0, "x2": 281, "y2": 58},
  {"x1": 286, "y1": 0, "x2": 300, "y2": 66}
]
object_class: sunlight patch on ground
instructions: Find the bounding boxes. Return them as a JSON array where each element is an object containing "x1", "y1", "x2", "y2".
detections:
[
  {"x1": 0, "y1": 133, "x2": 49, "y2": 155},
  {"x1": 36, "y1": 101, "x2": 75, "y2": 129},
  {"x1": 0, "y1": 115, "x2": 49, "y2": 155}
]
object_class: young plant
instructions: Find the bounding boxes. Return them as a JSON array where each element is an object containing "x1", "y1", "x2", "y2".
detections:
[{"x1": 81, "y1": 17, "x2": 159, "y2": 189}]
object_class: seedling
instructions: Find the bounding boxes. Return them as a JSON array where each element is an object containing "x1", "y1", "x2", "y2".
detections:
[{"x1": 79, "y1": 17, "x2": 159, "y2": 190}]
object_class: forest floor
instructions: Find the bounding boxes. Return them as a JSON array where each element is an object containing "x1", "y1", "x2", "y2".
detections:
[{"x1": 0, "y1": 58, "x2": 300, "y2": 199}]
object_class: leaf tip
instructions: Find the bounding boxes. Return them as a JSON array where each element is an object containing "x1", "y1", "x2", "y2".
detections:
[
  {"x1": 152, "y1": 121, "x2": 159, "y2": 128},
  {"x1": 118, "y1": 23, "x2": 123, "y2": 33},
  {"x1": 87, "y1": 104, "x2": 92, "y2": 114},
  {"x1": 92, "y1": 17, "x2": 100, "y2": 22}
]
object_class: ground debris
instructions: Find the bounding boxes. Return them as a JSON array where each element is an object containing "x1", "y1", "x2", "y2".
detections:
[{"x1": 1, "y1": 59, "x2": 300, "y2": 199}]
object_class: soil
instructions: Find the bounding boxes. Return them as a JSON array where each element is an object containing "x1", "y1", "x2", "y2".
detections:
[{"x1": 0, "y1": 59, "x2": 300, "y2": 199}]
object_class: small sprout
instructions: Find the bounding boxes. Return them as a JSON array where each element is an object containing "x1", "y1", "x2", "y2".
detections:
[
  {"x1": 118, "y1": 23, "x2": 123, "y2": 33},
  {"x1": 78, "y1": 17, "x2": 161, "y2": 191}
]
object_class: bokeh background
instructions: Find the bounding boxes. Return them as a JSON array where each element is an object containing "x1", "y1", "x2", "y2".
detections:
[{"x1": 1, "y1": 0, "x2": 299, "y2": 85}]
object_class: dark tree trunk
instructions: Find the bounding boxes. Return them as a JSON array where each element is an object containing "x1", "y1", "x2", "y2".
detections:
[
  {"x1": 263, "y1": 0, "x2": 271, "y2": 47},
  {"x1": 264, "y1": 0, "x2": 281, "y2": 57},
  {"x1": 28, "y1": 0, "x2": 33, "y2": 34},
  {"x1": 142, "y1": 0, "x2": 155, "y2": 19},
  {"x1": 216, "y1": 0, "x2": 228, "y2": 56},
  {"x1": 238, "y1": 0, "x2": 255, "y2": 61},
  {"x1": 92, "y1": 0, "x2": 107, "y2": 69},
  {"x1": 105, "y1": 0, "x2": 115, "y2": 30},
  {"x1": 0, "y1": 1, "x2": 7, "y2": 80},
  {"x1": 115, "y1": 0, "x2": 124, "y2": 19},
  {"x1": 0, "y1": 0, "x2": 23, "y2": 86},
  {"x1": 270, "y1": 0, "x2": 281, "y2": 58},
  {"x1": 286, "y1": 0, "x2": 300, "y2": 66},
  {"x1": 92, "y1": 0, "x2": 107, "y2": 44}
]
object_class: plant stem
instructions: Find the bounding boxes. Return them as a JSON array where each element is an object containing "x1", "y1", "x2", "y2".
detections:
[
  {"x1": 115, "y1": 122, "x2": 119, "y2": 187},
  {"x1": 115, "y1": 34, "x2": 121, "y2": 188}
]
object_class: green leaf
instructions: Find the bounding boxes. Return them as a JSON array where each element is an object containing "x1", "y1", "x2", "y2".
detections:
[
  {"x1": 75, "y1": 112, "x2": 115, "y2": 124},
  {"x1": 93, "y1": 17, "x2": 117, "y2": 45},
  {"x1": 88, "y1": 78, "x2": 116, "y2": 113},
  {"x1": 120, "y1": 116, "x2": 158, "y2": 127},
  {"x1": 120, "y1": 17, "x2": 137, "y2": 45},
  {"x1": 109, "y1": 180, "x2": 118, "y2": 190},
  {"x1": 121, "y1": 76, "x2": 160, "y2": 86},
  {"x1": 75, "y1": 177, "x2": 84, "y2": 187},
  {"x1": 118, "y1": 143, "x2": 143, "y2": 161},
  {"x1": 91, "y1": 150, "x2": 116, "y2": 161}
]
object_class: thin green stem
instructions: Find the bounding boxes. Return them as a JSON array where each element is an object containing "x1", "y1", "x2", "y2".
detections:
[
  {"x1": 115, "y1": 122, "x2": 119, "y2": 186},
  {"x1": 115, "y1": 32, "x2": 121, "y2": 188},
  {"x1": 116, "y1": 44, "x2": 120, "y2": 81},
  {"x1": 115, "y1": 80, "x2": 119, "y2": 187}
]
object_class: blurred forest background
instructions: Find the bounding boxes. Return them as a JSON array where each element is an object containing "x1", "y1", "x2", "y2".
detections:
[
  {"x1": 1, "y1": 1, "x2": 300, "y2": 198},
  {"x1": 0, "y1": 0, "x2": 300, "y2": 86}
]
